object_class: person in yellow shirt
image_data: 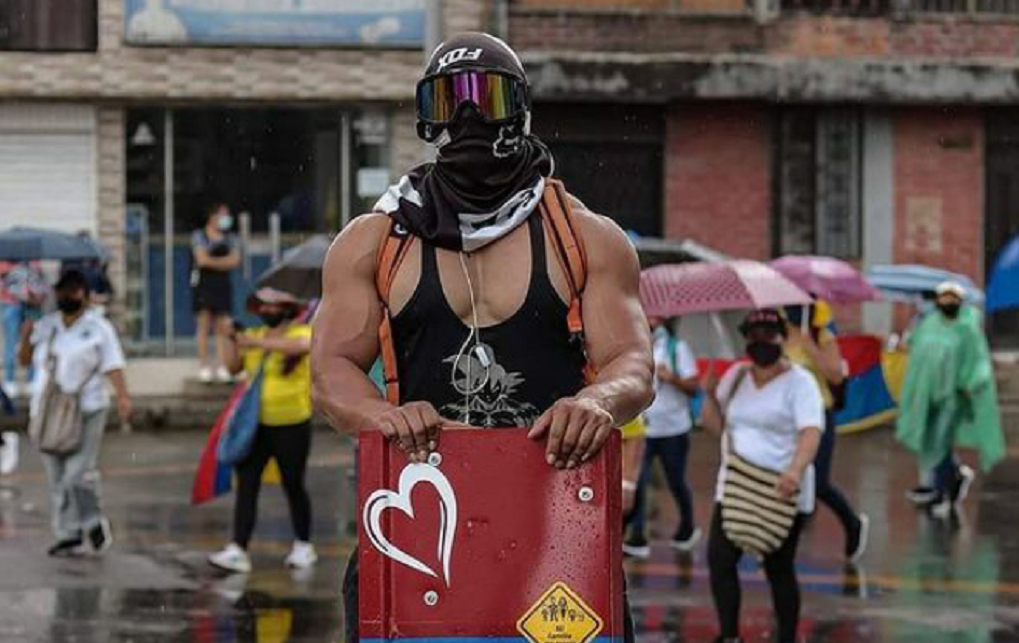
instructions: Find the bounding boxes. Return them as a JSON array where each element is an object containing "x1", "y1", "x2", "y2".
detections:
[
  {"x1": 209, "y1": 288, "x2": 317, "y2": 574},
  {"x1": 784, "y1": 302, "x2": 868, "y2": 563}
]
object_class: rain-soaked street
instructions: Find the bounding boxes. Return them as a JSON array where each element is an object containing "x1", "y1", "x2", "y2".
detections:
[{"x1": 0, "y1": 427, "x2": 1017, "y2": 643}]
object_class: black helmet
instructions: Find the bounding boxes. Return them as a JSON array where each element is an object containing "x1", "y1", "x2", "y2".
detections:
[{"x1": 416, "y1": 32, "x2": 531, "y2": 142}]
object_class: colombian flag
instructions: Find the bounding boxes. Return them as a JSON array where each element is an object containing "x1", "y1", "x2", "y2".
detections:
[
  {"x1": 834, "y1": 335, "x2": 907, "y2": 433},
  {"x1": 191, "y1": 383, "x2": 246, "y2": 505}
]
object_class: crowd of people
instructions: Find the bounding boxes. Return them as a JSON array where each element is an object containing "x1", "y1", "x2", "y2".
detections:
[{"x1": 0, "y1": 30, "x2": 1007, "y2": 643}]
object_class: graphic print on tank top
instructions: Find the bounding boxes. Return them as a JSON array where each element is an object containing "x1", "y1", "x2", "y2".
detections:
[
  {"x1": 389, "y1": 215, "x2": 587, "y2": 428},
  {"x1": 441, "y1": 341, "x2": 541, "y2": 427}
]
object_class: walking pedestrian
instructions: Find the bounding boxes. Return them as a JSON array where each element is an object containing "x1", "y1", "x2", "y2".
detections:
[
  {"x1": 700, "y1": 309, "x2": 824, "y2": 643},
  {"x1": 19, "y1": 269, "x2": 132, "y2": 557},
  {"x1": 623, "y1": 316, "x2": 702, "y2": 559},
  {"x1": 896, "y1": 281, "x2": 1004, "y2": 519},
  {"x1": 208, "y1": 287, "x2": 317, "y2": 573},
  {"x1": 2, "y1": 261, "x2": 49, "y2": 397},
  {"x1": 310, "y1": 33, "x2": 654, "y2": 643},
  {"x1": 783, "y1": 303, "x2": 869, "y2": 561},
  {"x1": 191, "y1": 203, "x2": 240, "y2": 384},
  {"x1": 621, "y1": 415, "x2": 646, "y2": 527}
]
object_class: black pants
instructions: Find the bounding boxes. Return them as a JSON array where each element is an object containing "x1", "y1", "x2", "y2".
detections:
[
  {"x1": 707, "y1": 504, "x2": 806, "y2": 643},
  {"x1": 814, "y1": 411, "x2": 860, "y2": 543},
  {"x1": 342, "y1": 551, "x2": 636, "y2": 643},
  {"x1": 233, "y1": 421, "x2": 312, "y2": 548},
  {"x1": 630, "y1": 433, "x2": 696, "y2": 540}
]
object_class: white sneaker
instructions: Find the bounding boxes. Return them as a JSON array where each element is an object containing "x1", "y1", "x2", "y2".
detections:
[
  {"x1": 670, "y1": 527, "x2": 703, "y2": 553},
  {"x1": 284, "y1": 541, "x2": 318, "y2": 569},
  {"x1": 2, "y1": 381, "x2": 18, "y2": 398},
  {"x1": 0, "y1": 432, "x2": 18, "y2": 475},
  {"x1": 956, "y1": 465, "x2": 976, "y2": 505},
  {"x1": 209, "y1": 543, "x2": 252, "y2": 573},
  {"x1": 215, "y1": 366, "x2": 233, "y2": 384},
  {"x1": 198, "y1": 367, "x2": 214, "y2": 384}
]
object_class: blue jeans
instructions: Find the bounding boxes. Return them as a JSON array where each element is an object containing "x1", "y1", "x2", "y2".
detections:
[
  {"x1": 933, "y1": 452, "x2": 959, "y2": 497},
  {"x1": 1, "y1": 303, "x2": 31, "y2": 383},
  {"x1": 814, "y1": 411, "x2": 860, "y2": 536},
  {"x1": 630, "y1": 433, "x2": 696, "y2": 541}
]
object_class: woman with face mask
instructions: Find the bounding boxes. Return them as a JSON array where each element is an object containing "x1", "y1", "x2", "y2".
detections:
[
  {"x1": 208, "y1": 287, "x2": 317, "y2": 573},
  {"x1": 700, "y1": 309, "x2": 824, "y2": 643},
  {"x1": 191, "y1": 203, "x2": 240, "y2": 384}
]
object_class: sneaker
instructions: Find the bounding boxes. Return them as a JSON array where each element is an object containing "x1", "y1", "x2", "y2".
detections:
[
  {"x1": 215, "y1": 366, "x2": 233, "y2": 384},
  {"x1": 670, "y1": 527, "x2": 703, "y2": 552},
  {"x1": 930, "y1": 494, "x2": 953, "y2": 519},
  {"x1": 198, "y1": 367, "x2": 214, "y2": 384},
  {"x1": 2, "y1": 381, "x2": 18, "y2": 398},
  {"x1": 954, "y1": 465, "x2": 975, "y2": 505},
  {"x1": 209, "y1": 543, "x2": 252, "y2": 574},
  {"x1": 47, "y1": 536, "x2": 84, "y2": 558},
  {"x1": 87, "y1": 518, "x2": 113, "y2": 553},
  {"x1": 713, "y1": 637, "x2": 744, "y2": 643},
  {"x1": 284, "y1": 541, "x2": 318, "y2": 569},
  {"x1": 622, "y1": 536, "x2": 650, "y2": 560},
  {"x1": 907, "y1": 485, "x2": 938, "y2": 505},
  {"x1": 846, "y1": 513, "x2": 869, "y2": 562},
  {"x1": 0, "y1": 432, "x2": 18, "y2": 475}
]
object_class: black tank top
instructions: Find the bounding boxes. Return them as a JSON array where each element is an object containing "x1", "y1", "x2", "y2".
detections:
[{"x1": 390, "y1": 215, "x2": 587, "y2": 428}]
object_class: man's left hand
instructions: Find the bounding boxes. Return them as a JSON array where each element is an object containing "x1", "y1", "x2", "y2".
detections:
[
  {"x1": 527, "y1": 397, "x2": 614, "y2": 469},
  {"x1": 117, "y1": 395, "x2": 133, "y2": 423}
]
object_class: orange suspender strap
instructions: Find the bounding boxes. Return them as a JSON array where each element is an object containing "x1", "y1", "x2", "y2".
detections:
[
  {"x1": 539, "y1": 178, "x2": 595, "y2": 382},
  {"x1": 375, "y1": 221, "x2": 413, "y2": 406}
]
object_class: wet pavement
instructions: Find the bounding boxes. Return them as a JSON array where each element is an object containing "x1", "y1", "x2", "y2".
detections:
[{"x1": 0, "y1": 427, "x2": 1017, "y2": 642}]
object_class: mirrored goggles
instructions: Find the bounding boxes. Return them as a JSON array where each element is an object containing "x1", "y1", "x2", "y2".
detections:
[{"x1": 416, "y1": 70, "x2": 528, "y2": 124}]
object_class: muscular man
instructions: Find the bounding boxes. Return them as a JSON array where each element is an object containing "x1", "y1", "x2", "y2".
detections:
[{"x1": 311, "y1": 33, "x2": 653, "y2": 643}]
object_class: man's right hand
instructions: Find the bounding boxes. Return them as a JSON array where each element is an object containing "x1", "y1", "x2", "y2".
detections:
[{"x1": 371, "y1": 401, "x2": 444, "y2": 463}]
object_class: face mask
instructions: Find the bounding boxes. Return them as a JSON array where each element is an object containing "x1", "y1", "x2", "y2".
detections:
[
  {"x1": 57, "y1": 297, "x2": 84, "y2": 315},
  {"x1": 938, "y1": 303, "x2": 961, "y2": 319},
  {"x1": 260, "y1": 311, "x2": 287, "y2": 328},
  {"x1": 217, "y1": 215, "x2": 233, "y2": 232},
  {"x1": 747, "y1": 340, "x2": 783, "y2": 368}
]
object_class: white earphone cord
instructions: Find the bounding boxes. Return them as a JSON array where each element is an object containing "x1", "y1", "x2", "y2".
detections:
[{"x1": 452, "y1": 252, "x2": 486, "y2": 426}]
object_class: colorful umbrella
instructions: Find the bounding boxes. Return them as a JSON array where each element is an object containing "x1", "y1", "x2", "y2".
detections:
[
  {"x1": 640, "y1": 260, "x2": 812, "y2": 317},
  {"x1": 771, "y1": 255, "x2": 880, "y2": 303},
  {"x1": 865, "y1": 264, "x2": 984, "y2": 305},
  {"x1": 987, "y1": 235, "x2": 1019, "y2": 313}
]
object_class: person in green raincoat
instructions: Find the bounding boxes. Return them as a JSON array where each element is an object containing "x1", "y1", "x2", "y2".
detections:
[{"x1": 895, "y1": 281, "x2": 1005, "y2": 519}]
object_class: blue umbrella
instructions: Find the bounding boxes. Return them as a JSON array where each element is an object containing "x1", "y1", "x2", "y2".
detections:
[
  {"x1": 0, "y1": 227, "x2": 107, "y2": 261},
  {"x1": 988, "y1": 235, "x2": 1019, "y2": 313},
  {"x1": 865, "y1": 264, "x2": 984, "y2": 306}
]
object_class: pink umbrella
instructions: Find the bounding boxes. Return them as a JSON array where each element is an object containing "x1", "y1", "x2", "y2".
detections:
[
  {"x1": 640, "y1": 260, "x2": 813, "y2": 317},
  {"x1": 770, "y1": 255, "x2": 880, "y2": 303}
]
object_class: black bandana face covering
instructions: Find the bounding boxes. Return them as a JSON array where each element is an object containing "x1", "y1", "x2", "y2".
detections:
[{"x1": 375, "y1": 107, "x2": 554, "y2": 252}]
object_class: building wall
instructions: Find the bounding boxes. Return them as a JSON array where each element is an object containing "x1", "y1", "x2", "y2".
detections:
[
  {"x1": 97, "y1": 106, "x2": 126, "y2": 316},
  {"x1": 892, "y1": 107, "x2": 984, "y2": 279},
  {"x1": 664, "y1": 103, "x2": 772, "y2": 260},
  {"x1": 0, "y1": 0, "x2": 486, "y2": 102}
]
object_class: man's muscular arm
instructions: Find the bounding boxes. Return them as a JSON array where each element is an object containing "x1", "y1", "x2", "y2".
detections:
[
  {"x1": 310, "y1": 214, "x2": 442, "y2": 463},
  {"x1": 528, "y1": 212, "x2": 654, "y2": 469}
]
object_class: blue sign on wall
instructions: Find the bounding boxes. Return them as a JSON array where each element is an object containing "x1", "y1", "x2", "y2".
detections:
[{"x1": 124, "y1": 0, "x2": 426, "y2": 48}]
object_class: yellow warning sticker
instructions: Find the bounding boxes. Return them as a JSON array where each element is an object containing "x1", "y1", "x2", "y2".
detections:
[{"x1": 517, "y1": 581, "x2": 604, "y2": 643}]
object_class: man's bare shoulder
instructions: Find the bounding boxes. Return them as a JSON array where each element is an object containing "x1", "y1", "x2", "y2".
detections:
[
  {"x1": 565, "y1": 193, "x2": 638, "y2": 273},
  {"x1": 323, "y1": 213, "x2": 392, "y2": 276}
]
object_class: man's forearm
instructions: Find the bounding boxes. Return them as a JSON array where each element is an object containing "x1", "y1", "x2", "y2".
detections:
[
  {"x1": 576, "y1": 353, "x2": 653, "y2": 426},
  {"x1": 312, "y1": 359, "x2": 395, "y2": 433}
]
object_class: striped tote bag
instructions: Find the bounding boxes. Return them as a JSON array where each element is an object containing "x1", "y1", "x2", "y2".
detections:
[{"x1": 720, "y1": 366, "x2": 799, "y2": 559}]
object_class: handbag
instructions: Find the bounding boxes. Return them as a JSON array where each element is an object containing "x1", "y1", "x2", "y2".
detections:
[
  {"x1": 28, "y1": 331, "x2": 100, "y2": 455},
  {"x1": 719, "y1": 365, "x2": 799, "y2": 559},
  {"x1": 216, "y1": 357, "x2": 267, "y2": 465}
]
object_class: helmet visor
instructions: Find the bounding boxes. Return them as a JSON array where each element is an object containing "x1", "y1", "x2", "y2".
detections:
[{"x1": 417, "y1": 70, "x2": 528, "y2": 124}]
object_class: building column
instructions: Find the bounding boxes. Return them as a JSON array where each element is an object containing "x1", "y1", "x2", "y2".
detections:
[
  {"x1": 860, "y1": 109, "x2": 895, "y2": 335},
  {"x1": 96, "y1": 106, "x2": 127, "y2": 322}
]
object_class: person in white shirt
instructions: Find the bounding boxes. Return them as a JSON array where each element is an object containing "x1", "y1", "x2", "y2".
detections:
[
  {"x1": 18, "y1": 270, "x2": 133, "y2": 557},
  {"x1": 700, "y1": 309, "x2": 823, "y2": 643},
  {"x1": 623, "y1": 317, "x2": 702, "y2": 559}
]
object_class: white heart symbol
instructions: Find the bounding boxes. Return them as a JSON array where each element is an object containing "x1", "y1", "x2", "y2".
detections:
[{"x1": 363, "y1": 463, "x2": 458, "y2": 587}]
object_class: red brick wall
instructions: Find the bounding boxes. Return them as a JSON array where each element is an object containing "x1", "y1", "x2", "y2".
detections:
[
  {"x1": 892, "y1": 107, "x2": 984, "y2": 329},
  {"x1": 511, "y1": 8, "x2": 1019, "y2": 59},
  {"x1": 664, "y1": 103, "x2": 772, "y2": 260}
]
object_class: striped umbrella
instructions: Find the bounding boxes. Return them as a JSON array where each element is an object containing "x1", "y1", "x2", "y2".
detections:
[{"x1": 640, "y1": 260, "x2": 813, "y2": 317}]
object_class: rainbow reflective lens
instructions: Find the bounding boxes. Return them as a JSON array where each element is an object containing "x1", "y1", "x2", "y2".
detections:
[{"x1": 417, "y1": 70, "x2": 528, "y2": 124}]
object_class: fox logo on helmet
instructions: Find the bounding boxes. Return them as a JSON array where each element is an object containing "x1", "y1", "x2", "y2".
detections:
[{"x1": 436, "y1": 47, "x2": 483, "y2": 72}]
